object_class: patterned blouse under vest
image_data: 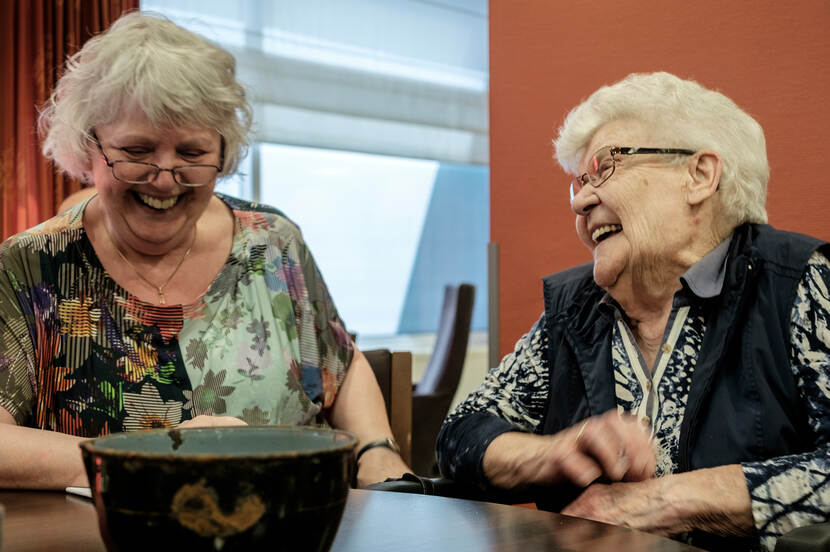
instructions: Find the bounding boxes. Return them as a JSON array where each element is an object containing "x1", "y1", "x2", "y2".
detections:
[
  {"x1": 0, "y1": 194, "x2": 353, "y2": 436},
  {"x1": 442, "y1": 248, "x2": 830, "y2": 551}
]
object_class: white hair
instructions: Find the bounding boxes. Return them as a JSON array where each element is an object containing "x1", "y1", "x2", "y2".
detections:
[
  {"x1": 39, "y1": 11, "x2": 252, "y2": 180},
  {"x1": 554, "y1": 72, "x2": 768, "y2": 226}
]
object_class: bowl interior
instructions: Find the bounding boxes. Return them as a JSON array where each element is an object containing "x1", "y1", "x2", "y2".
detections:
[{"x1": 82, "y1": 426, "x2": 356, "y2": 457}]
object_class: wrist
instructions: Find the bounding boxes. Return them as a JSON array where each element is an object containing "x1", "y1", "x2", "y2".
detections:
[
  {"x1": 668, "y1": 466, "x2": 755, "y2": 536},
  {"x1": 355, "y1": 438, "x2": 400, "y2": 464},
  {"x1": 483, "y1": 432, "x2": 537, "y2": 489}
]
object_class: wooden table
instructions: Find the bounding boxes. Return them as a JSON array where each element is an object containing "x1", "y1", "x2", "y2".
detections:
[{"x1": 0, "y1": 489, "x2": 703, "y2": 551}]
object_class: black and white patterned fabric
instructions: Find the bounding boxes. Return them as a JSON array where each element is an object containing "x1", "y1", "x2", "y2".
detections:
[{"x1": 445, "y1": 251, "x2": 830, "y2": 551}]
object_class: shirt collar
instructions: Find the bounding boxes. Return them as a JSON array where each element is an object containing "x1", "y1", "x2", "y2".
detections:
[
  {"x1": 597, "y1": 233, "x2": 734, "y2": 316},
  {"x1": 680, "y1": 234, "x2": 733, "y2": 299}
]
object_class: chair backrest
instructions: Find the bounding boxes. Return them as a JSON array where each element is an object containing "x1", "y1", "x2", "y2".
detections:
[
  {"x1": 415, "y1": 283, "x2": 475, "y2": 397},
  {"x1": 363, "y1": 349, "x2": 413, "y2": 466},
  {"x1": 410, "y1": 283, "x2": 475, "y2": 475}
]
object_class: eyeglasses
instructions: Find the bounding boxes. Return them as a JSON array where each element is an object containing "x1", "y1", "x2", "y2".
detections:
[
  {"x1": 570, "y1": 146, "x2": 696, "y2": 202},
  {"x1": 93, "y1": 136, "x2": 222, "y2": 187}
]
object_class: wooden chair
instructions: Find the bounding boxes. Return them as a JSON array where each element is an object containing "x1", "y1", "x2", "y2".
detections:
[
  {"x1": 411, "y1": 283, "x2": 475, "y2": 475},
  {"x1": 363, "y1": 349, "x2": 412, "y2": 466}
]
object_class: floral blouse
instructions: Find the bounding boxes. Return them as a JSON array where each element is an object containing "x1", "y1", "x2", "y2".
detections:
[{"x1": 0, "y1": 194, "x2": 353, "y2": 436}]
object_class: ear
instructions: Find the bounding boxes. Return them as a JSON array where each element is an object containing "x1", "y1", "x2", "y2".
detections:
[{"x1": 685, "y1": 150, "x2": 721, "y2": 206}]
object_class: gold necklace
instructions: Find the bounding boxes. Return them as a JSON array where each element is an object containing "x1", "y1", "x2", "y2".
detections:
[{"x1": 103, "y1": 224, "x2": 196, "y2": 305}]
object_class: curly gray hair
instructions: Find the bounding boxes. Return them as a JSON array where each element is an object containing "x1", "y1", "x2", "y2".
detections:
[
  {"x1": 555, "y1": 72, "x2": 768, "y2": 226},
  {"x1": 39, "y1": 11, "x2": 252, "y2": 180}
]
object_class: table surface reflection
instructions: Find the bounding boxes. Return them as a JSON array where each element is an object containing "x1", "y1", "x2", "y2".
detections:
[{"x1": 0, "y1": 488, "x2": 703, "y2": 551}]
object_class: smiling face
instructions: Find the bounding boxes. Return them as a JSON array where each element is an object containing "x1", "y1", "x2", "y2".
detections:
[
  {"x1": 88, "y1": 108, "x2": 222, "y2": 256},
  {"x1": 571, "y1": 119, "x2": 692, "y2": 291}
]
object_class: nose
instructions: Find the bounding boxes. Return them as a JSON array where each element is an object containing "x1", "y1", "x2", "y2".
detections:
[
  {"x1": 150, "y1": 167, "x2": 180, "y2": 191},
  {"x1": 145, "y1": 147, "x2": 184, "y2": 190},
  {"x1": 570, "y1": 181, "x2": 599, "y2": 215}
]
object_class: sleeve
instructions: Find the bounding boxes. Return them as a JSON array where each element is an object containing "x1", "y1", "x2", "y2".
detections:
[
  {"x1": 436, "y1": 313, "x2": 551, "y2": 488},
  {"x1": 0, "y1": 244, "x2": 37, "y2": 424},
  {"x1": 289, "y1": 232, "x2": 354, "y2": 410},
  {"x1": 742, "y1": 250, "x2": 830, "y2": 551}
]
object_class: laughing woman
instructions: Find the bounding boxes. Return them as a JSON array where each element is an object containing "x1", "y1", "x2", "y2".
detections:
[
  {"x1": 437, "y1": 72, "x2": 830, "y2": 550},
  {"x1": 0, "y1": 12, "x2": 409, "y2": 489}
]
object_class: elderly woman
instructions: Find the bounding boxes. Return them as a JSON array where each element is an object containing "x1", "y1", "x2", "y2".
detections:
[
  {"x1": 0, "y1": 12, "x2": 409, "y2": 490},
  {"x1": 437, "y1": 72, "x2": 829, "y2": 550}
]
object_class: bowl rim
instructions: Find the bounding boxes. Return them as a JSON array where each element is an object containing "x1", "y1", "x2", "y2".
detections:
[{"x1": 79, "y1": 425, "x2": 358, "y2": 461}]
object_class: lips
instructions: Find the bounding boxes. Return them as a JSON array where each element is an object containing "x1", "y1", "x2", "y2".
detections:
[{"x1": 591, "y1": 224, "x2": 622, "y2": 243}]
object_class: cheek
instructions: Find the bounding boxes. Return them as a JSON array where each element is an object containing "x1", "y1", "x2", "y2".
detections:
[
  {"x1": 575, "y1": 216, "x2": 593, "y2": 248},
  {"x1": 89, "y1": 161, "x2": 116, "y2": 190}
]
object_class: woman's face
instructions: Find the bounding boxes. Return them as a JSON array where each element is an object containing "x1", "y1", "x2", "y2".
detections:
[
  {"x1": 570, "y1": 119, "x2": 691, "y2": 290},
  {"x1": 89, "y1": 108, "x2": 222, "y2": 256}
]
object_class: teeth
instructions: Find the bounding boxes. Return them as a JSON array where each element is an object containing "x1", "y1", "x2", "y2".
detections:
[
  {"x1": 138, "y1": 193, "x2": 178, "y2": 210},
  {"x1": 592, "y1": 224, "x2": 622, "y2": 243}
]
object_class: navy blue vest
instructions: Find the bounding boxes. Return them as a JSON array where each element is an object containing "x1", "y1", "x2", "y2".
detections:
[{"x1": 535, "y1": 224, "x2": 826, "y2": 523}]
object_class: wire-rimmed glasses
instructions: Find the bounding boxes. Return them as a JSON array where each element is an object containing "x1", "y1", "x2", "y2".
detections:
[
  {"x1": 570, "y1": 146, "x2": 696, "y2": 202},
  {"x1": 93, "y1": 136, "x2": 222, "y2": 187}
]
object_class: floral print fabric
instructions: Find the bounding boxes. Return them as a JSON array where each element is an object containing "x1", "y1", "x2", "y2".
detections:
[{"x1": 0, "y1": 194, "x2": 353, "y2": 436}]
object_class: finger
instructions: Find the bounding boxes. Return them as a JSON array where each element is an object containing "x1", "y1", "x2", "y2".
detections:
[
  {"x1": 624, "y1": 446, "x2": 656, "y2": 481},
  {"x1": 602, "y1": 412, "x2": 656, "y2": 480},
  {"x1": 615, "y1": 421, "x2": 655, "y2": 481},
  {"x1": 577, "y1": 420, "x2": 630, "y2": 481},
  {"x1": 560, "y1": 490, "x2": 599, "y2": 519},
  {"x1": 558, "y1": 450, "x2": 603, "y2": 487}
]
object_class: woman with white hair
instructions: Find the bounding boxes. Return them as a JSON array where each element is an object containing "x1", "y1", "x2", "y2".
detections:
[
  {"x1": 437, "y1": 72, "x2": 829, "y2": 550},
  {"x1": 0, "y1": 12, "x2": 409, "y2": 490}
]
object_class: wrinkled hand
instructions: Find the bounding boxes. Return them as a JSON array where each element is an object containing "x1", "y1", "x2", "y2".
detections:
[
  {"x1": 484, "y1": 410, "x2": 655, "y2": 489},
  {"x1": 178, "y1": 415, "x2": 248, "y2": 428},
  {"x1": 561, "y1": 479, "x2": 683, "y2": 536},
  {"x1": 561, "y1": 466, "x2": 755, "y2": 538}
]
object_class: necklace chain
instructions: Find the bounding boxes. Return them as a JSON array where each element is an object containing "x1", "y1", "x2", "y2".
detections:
[{"x1": 103, "y1": 224, "x2": 196, "y2": 305}]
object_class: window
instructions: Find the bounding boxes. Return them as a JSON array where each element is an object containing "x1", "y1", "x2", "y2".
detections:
[
  {"x1": 141, "y1": 0, "x2": 489, "y2": 342},
  {"x1": 258, "y1": 144, "x2": 487, "y2": 338}
]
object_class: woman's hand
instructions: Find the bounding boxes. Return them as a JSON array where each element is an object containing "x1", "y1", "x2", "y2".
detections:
[
  {"x1": 354, "y1": 446, "x2": 410, "y2": 488},
  {"x1": 560, "y1": 464, "x2": 755, "y2": 537},
  {"x1": 483, "y1": 409, "x2": 655, "y2": 489},
  {"x1": 178, "y1": 415, "x2": 247, "y2": 428}
]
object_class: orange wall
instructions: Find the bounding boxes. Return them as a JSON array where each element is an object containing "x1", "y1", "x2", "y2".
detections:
[{"x1": 490, "y1": 0, "x2": 830, "y2": 357}]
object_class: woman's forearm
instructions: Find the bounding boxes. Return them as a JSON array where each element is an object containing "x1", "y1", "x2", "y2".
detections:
[
  {"x1": 483, "y1": 411, "x2": 656, "y2": 489},
  {"x1": 0, "y1": 412, "x2": 88, "y2": 489},
  {"x1": 326, "y1": 348, "x2": 411, "y2": 486},
  {"x1": 668, "y1": 465, "x2": 755, "y2": 536}
]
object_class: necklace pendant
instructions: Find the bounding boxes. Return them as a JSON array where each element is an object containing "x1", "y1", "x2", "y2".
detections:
[{"x1": 158, "y1": 288, "x2": 166, "y2": 305}]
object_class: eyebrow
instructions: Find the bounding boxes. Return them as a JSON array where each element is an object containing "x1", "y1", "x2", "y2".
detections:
[{"x1": 107, "y1": 135, "x2": 218, "y2": 150}]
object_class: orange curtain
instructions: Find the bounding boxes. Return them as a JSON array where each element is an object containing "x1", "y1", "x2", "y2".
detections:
[{"x1": 0, "y1": 0, "x2": 138, "y2": 241}]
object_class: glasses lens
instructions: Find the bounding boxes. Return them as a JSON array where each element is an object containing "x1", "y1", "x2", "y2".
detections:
[
  {"x1": 587, "y1": 147, "x2": 615, "y2": 186},
  {"x1": 174, "y1": 165, "x2": 219, "y2": 186},
  {"x1": 112, "y1": 161, "x2": 156, "y2": 184},
  {"x1": 570, "y1": 176, "x2": 583, "y2": 201}
]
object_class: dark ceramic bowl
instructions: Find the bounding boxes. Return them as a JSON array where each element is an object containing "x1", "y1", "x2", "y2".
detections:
[{"x1": 80, "y1": 426, "x2": 357, "y2": 552}]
